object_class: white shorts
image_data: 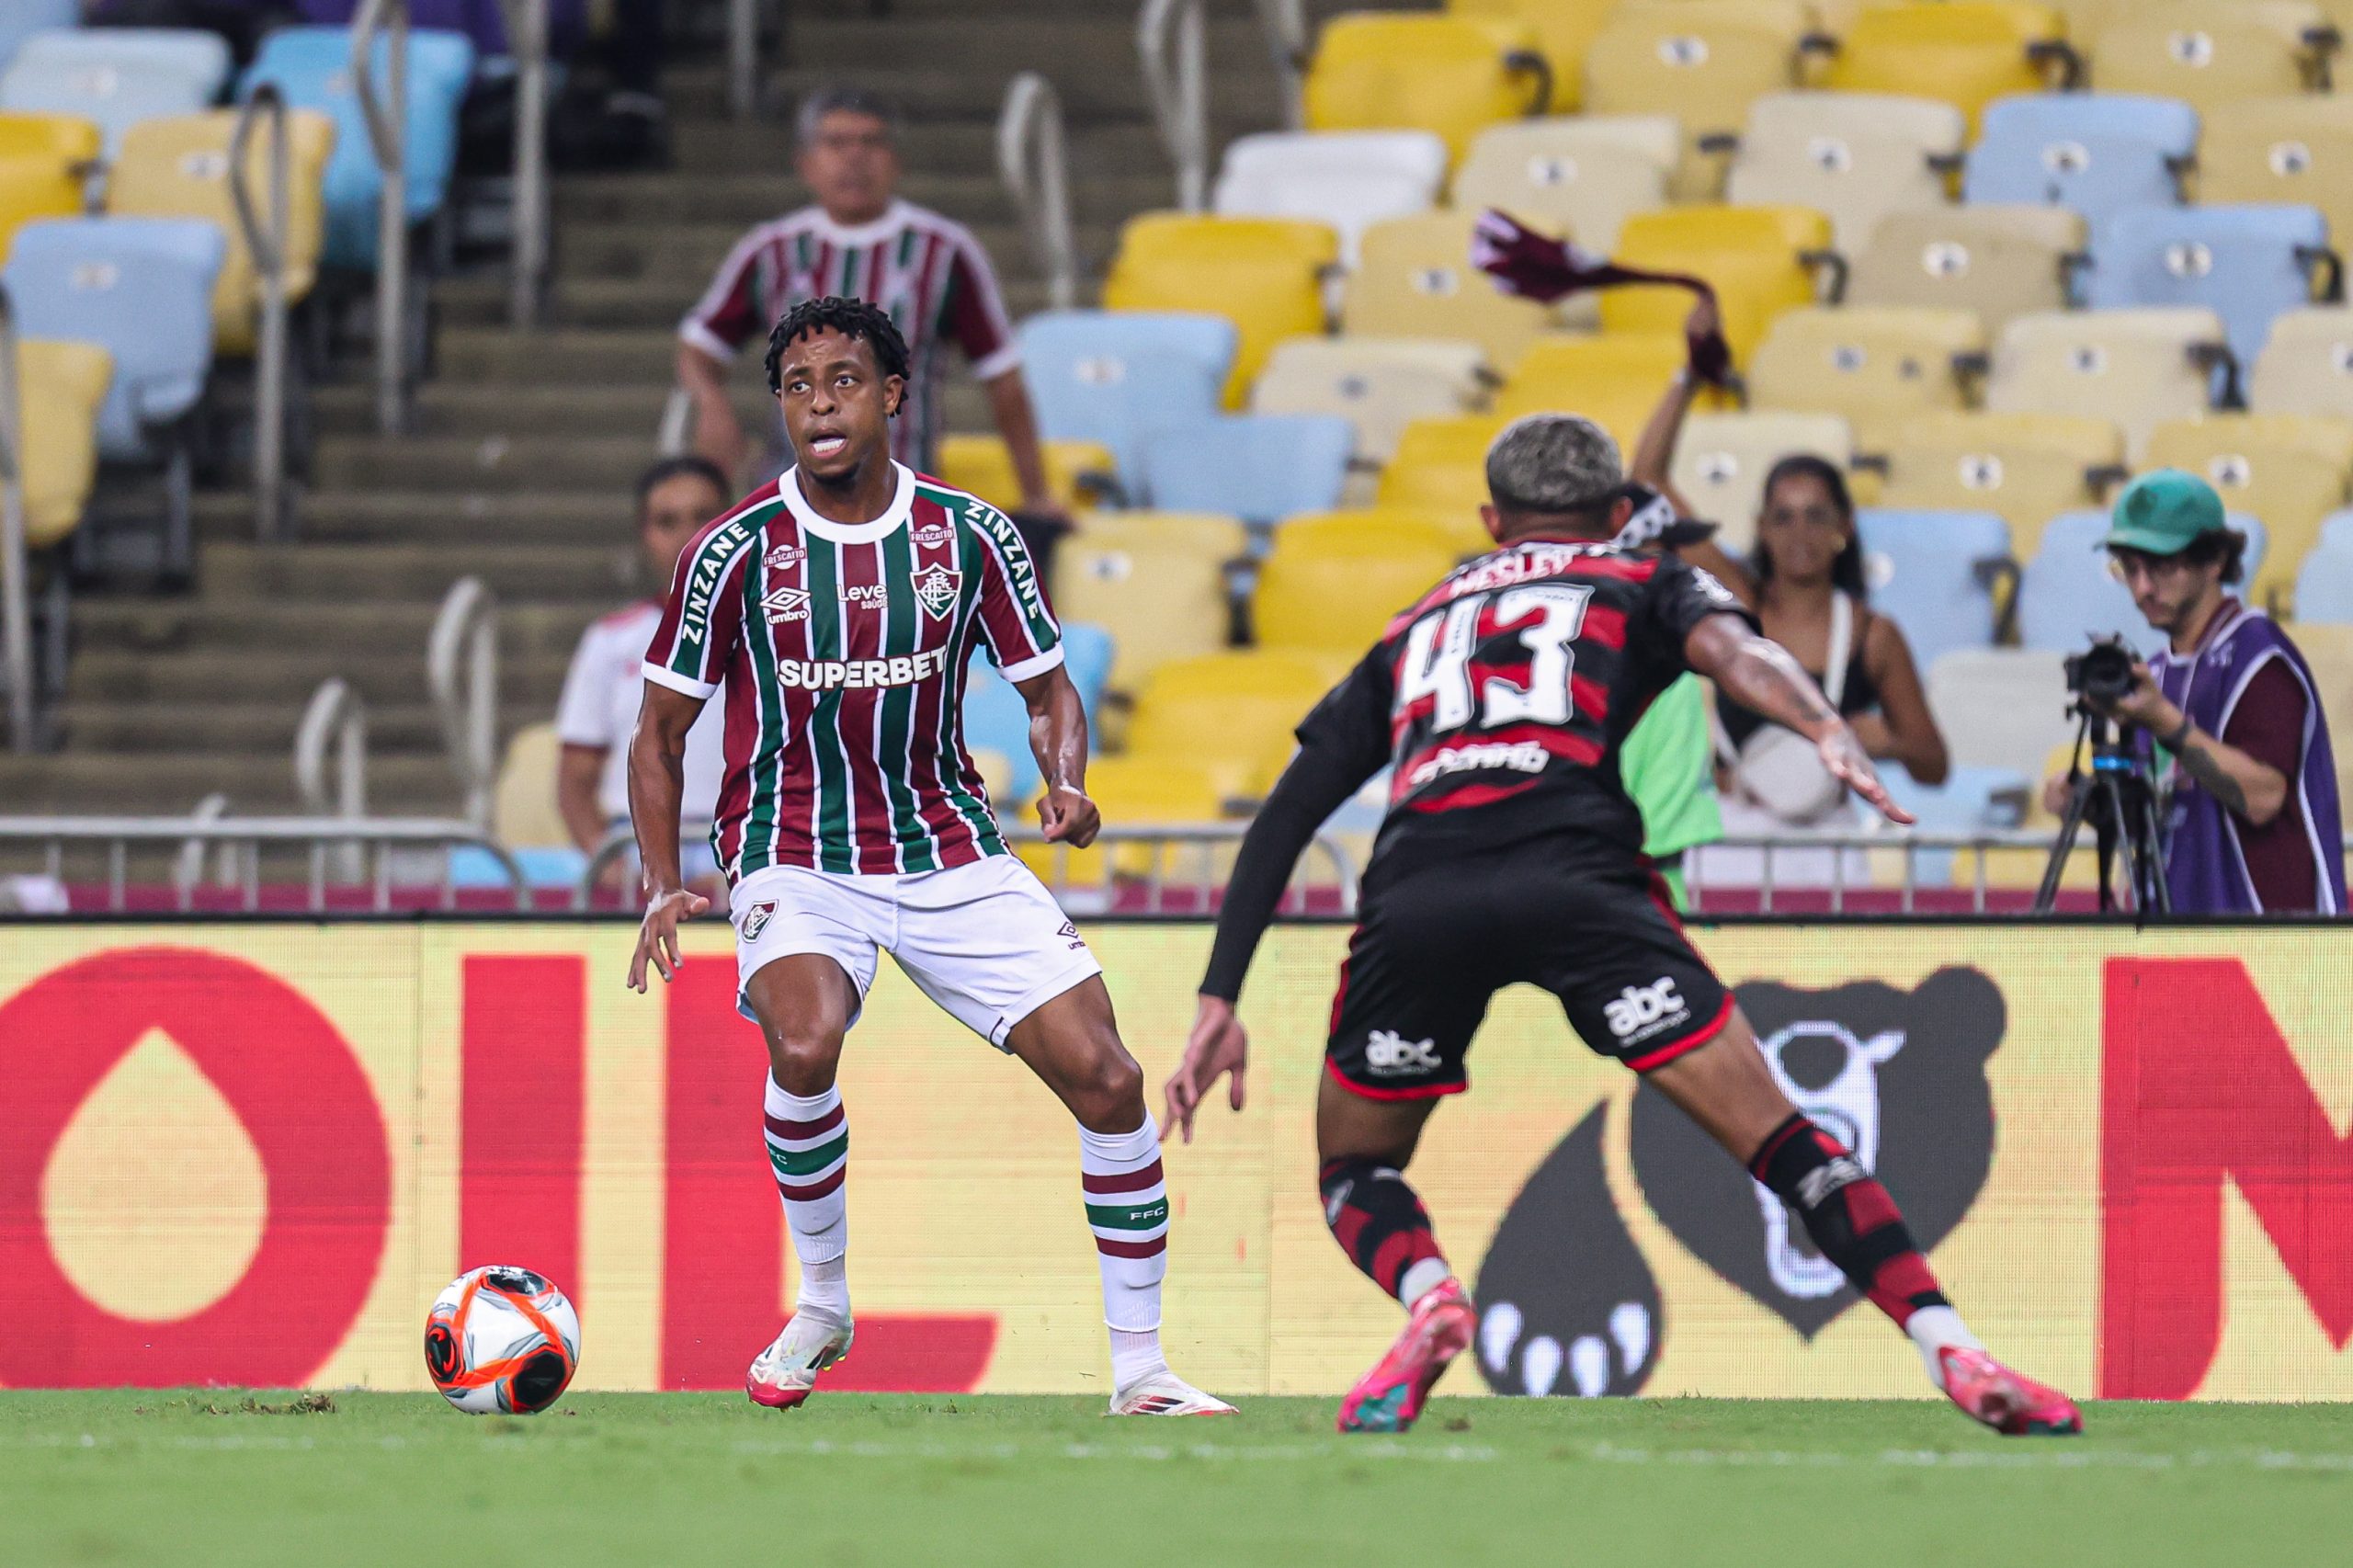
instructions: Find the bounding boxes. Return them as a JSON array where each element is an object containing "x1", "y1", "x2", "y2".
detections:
[{"x1": 729, "y1": 855, "x2": 1102, "y2": 1050}]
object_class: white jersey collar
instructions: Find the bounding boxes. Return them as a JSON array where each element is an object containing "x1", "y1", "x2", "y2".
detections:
[
  {"x1": 779, "y1": 460, "x2": 914, "y2": 544},
  {"x1": 796, "y1": 198, "x2": 916, "y2": 248}
]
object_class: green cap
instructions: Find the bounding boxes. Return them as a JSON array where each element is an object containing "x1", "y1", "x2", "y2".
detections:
[{"x1": 2103, "y1": 468, "x2": 2227, "y2": 555}]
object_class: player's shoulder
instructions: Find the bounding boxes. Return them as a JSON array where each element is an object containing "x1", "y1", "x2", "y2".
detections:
[
  {"x1": 895, "y1": 199, "x2": 984, "y2": 249},
  {"x1": 907, "y1": 472, "x2": 1022, "y2": 545}
]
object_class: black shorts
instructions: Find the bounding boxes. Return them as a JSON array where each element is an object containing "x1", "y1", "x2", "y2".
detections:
[{"x1": 1325, "y1": 852, "x2": 1733, "y2": 1100}]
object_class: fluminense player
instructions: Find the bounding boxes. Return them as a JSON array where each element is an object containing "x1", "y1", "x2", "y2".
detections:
[
  {"x1": 628, "y1": 296, "x2": 1231, "y2": 1418},
  {"x1": 1164, "y1": 415, "x2": 2081, "y2": 1438}
]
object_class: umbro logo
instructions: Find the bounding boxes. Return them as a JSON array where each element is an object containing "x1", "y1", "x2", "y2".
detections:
[
  {"x1": 1364, "y1": 1028, "x2": 1441, "y2": 1075},
  {"x1": 1056, "y1": 919, "x2": 1086, "y2": 951},
  {"x1": 762, "y1": 585, "x2": 810, "y2": 625}
]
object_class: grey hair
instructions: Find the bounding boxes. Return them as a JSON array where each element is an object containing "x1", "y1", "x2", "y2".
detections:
[
  {"x1": 1485, "y1": 414, "x2": 1624, "y2": 515},
  {"x1": 795, "y1": 85, "x2": 900, "y2": 147}
]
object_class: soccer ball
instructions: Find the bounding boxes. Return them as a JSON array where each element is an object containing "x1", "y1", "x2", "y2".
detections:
[{"x1": 424, "y1": 1266, "x2": 581, "y2": 1415}]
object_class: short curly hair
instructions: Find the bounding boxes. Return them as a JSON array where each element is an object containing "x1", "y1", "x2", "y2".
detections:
[{"x1": 765, "y1": 296, "x2": 913, "y2": 398}]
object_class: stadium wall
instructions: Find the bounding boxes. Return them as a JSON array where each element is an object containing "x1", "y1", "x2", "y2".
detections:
[{"x1": 3, "y1": 922, "x2": 2348, "y2": 1402}]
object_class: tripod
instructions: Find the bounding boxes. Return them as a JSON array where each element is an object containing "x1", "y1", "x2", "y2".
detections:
[{"x1": 2033, "y1": 709, "x2": 2172, "y2": 915}]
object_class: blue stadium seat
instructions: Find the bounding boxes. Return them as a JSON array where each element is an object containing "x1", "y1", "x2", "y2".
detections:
[
  {"x1": 1017, "y1": 311, "x2": 1234, "y2": 482},
  {"x1": 1056, "y1": 621, "x2": 1115, "y2": 716},
  {"x1": 1963, "y1": 93, "x2": 2197, "y2": 239},
  {"x1": 2294, "y1": 510, "x2": 2353, "y2": 622},
  {"x1": 4, "y1": 215, "x2": 226, "y2": 459},
  {"x1": 2086, "y1": 203, "x2": 2334, "y2": 375},
  {"x1": 239, "y1": 26, "x2": 476, "y2": 271},
  {"x1": 0, "y1": 28, "x2": 233, "y2": 157},
  {"x1": 0, "y1": 2, "x2": 78, "y2": 75},
  {"x1": 2018, "y1": 507, "x2": 2269, "y2": 655},
  {"x1": 961, "y1": 622, "x2": 1117, "y2": 804},
  {"x1": 1134, "y1": 414, "x2": 1354, "y2": 526},
  {"x1": 1856, "y1": 508, "x2": 2010, "y2": 672}
]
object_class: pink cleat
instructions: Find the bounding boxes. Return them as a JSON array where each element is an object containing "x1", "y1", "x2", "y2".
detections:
[
  {"x1": 1336, "y1": 1278, "x2": 1477, "y2": 1435},
  {"x1": 1939, "y1": 1346, "x2": 2083, "y2": 1436},
  {"x1": 745, "y1": 1312, "x2": 853, "y2": 1410}
]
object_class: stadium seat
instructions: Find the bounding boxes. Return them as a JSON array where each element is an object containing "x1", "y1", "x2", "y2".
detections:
[
  {"x1": 2019, "y1": 506, "x2": 2269, "y2": 654},
  {"x1": 1212, "y1": 131, "x2": 1448, "y2": 263},
  {"x1": 1252, "y1": 336, "x2": 1490, "y2": 466},
  {"x1": 1450, "y1": 0, "x2": 1622, "y2": 112},
  {"x1": 1013, "y1": 754, "x2": 1230, "y2": 889},
  {"x1": 1282, "y1": 501, "x2": 1490, "y2": 562},
  {"x1": 1460, "y1": 119, "x2": 1674, "y2": 256},
  {"x1": 962, "y1": 660, "x2": 1044, "y2": 804},
  {"x1": 2292, "y1": 513, "x2": 2353, "y2": 620},
  {"x1": 2280, "y1": 619, "x2": 2353, "y2": 812},
  {"x1": 1301, "y1": 12, "x2": 1549, "y2": 162},
  {"x1": 1053, "y1": 512, "x2": 1249, "y2": 697},
  {"x1": 16, "y1": 338, "x2": 112, "y2": 549},
  {"x1": 1879, "y1": 410, "x2": 2124, "y2": 540},
  {"x1": 1748, "y1": 305, "x2": 1986, "y2": 453},
  {"x1": 934, "y1": 435, "x2": 1117, "y2": 515},
  {"x1": 1580, "y1": 1, "x2": 1809, "y2": 199},
  {"x1": 0, "y1": 29, "x2": 233, "y2": 158},
  {"x1": 1101, "y1": 212, "x2": 1337, "y2": 405},
  {"x1": 2092, "y1": 4, "x2": 2325, "y2": 114},
  {"x1": 1985, "y1": 306, "x2": 2228, "y2": 459},
  {"x1": 1670, "y1": 411, "x2": 1853, "y2": 552},
  {"x1": 239, "y1": 26, "x2": 477, "y2": 272},
  {"x1": 1126, "y1": 651, "x2": 1344, "y2": 799},
  {"x1": 0, "y1": 3, "x2": 79, "y2": 75},
  {"x1": 1133, "y1": 414, "x2": 1354, "y2": 526},
  {"x1": 2085, "y1": 203, "x2": 2335, "y2": 377},
  {"x1": 0, "y1": 113, "x2": 101, "y2": 263},
  {"x1": 1726, "y1": 93, "x2": 1966, "y2": 254},
  {"x1": 2250, "y1": 306, "x2": 2353, "y2": 415},
  {"x1": 1379, "y1": 413, "x2": 1512, "y2": 516},
  {"x1": 1601, "y1": 204, "x2": 1836, "y2": 365},
  {"x1": 2143, "y1": 414, "x2": 2353, "y2": 611},
  {"x1": 1847, "y1": 203, "x2": 2086, "y2": 331},
  {"x1": 1926, "y1": 646, "x2": 2077, "y2": 778},
  {"x1": 1015, "y1": 310, "x2": 1233, "y2": 483},
  {"x1": 2200, "y1": 97, "x2": 2353, "y2": 250},
  {"x1": 1057, "y1": 622, "x2": 1116, "y2": 717},
  {"x1": 490, "y1": 722, "x2": 572, "y2": 853},
  {"x1": 1343, "y1": 210, "x2": 1554, "y2": 368},
  {"x1": 1856, "y1": 508, "x2": 2013, "y2": 672},
  {"x1": 1827, "y1": 3, "x2": 2074, "y2": 130},
  {"x1": 1254, "y1": 513, "x2": 1467, "y2": 656},
  {"x1": 1492, "y1": 333, "x2": 1694, "y2": 453},
  {"x1": 108, "y1": 109, "x2": 338, "y2": 357},
  {"x1": 1961, "y1": 93, "x2": 2198, "y2": 238}
]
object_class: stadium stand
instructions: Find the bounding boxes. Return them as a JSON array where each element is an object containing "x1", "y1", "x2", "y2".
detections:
[
  {"x1": 2294, "y1": 512, "x2": 2353, "y2": 621},
  {"x1": 16, "y1": 338, "x2": 112, "y2": 550},
  {"x1": 0, "y1": 28, "x2": 233, "y2": 158},
  {"x1": 1878, "y1": 410, "x2": 2124, "y2": 540},
  {"x1": 0, "y1": 0, "x2": 81, "y2": 74},
  {"x1": 1961, "y1": 92, "x2": 2199, "y2": 238},
  {"x1": 1856, "y1": 507, "x2": 2012, "y2": 673},
  {"x1": 1493, "y1": 332, "x2": 1694, "y2": 451},
  {"x1": 934, "y1": 436, "x2": 1117, "y2": 515},
  {"x1": 1015, "y1": 310, "x2": 1233, "y2": 483},
  {"x1": 1251, "y1": 335, "x2": 1489, "y2": 468},
  {"x1": 1124, "y1": 651, "x2": 1343, "y2": 800},
  {"x1": 1343, "y1": 209, "x2": 1554, "y2": 366},
  {"x1": 0, "y1": 112, "x2": 103, "y2": 261},
  {"x1": 2018, "y1": 506, "x2": 2269, "y2": 655},
  {"x1": 1847, "y1": 202, "x2": 2086, "y2": 331},
  {"x1": 2089, "y1": 2, "x2": 2329, "y2": 112},
  {"x1": 1101, "y1": 212, "x2": 1336, "y2": 406},
  {"x1": 1252, "y1": 511, "x2": 1467, "y2": 656},
  {"x1": 1211, "y1": 130, "x2": 1448, "y2": 263},
  {"x1": 1452, "y1": 0, "x2": 1620, "y2": 112},
  {"x1": 1449, "y1": 114, "x2": 1676, "y2": 252},
  {"x1": 2085, "y1": 201, "x2": 2336, "y2": 374},
  {"x1": 1379, "y1": 412, "x2": 1514, "y2": 516},
  {"x1": 1300, "y1": 11, "x2": 1548, "y2": 161},
  {"x1": 1053, "y1": 512, "x2": 1249, "y2": 700},
  {"x1": 1726, "y1": 92, "x2": 1966, "y2": 254},
  {"x1": 1927, "y1": 646, "x2": 2077, "y2": 779},
  {"x1": 1668, "y1": 410, "x2": 1855, "y2": 551},
  {"x1": 2251, "y1": 306, "x2": 2353, "y2": 415},
  {"x1": 1579, "y1": 0, "x2": 1810, "y2": 199},
  {"x1": 2142, "y1": 413, "x2": 2353, "y2": 611},
  {"x1": 1132, "y1": 414, "x2": 1354, "y2": 526},
  {"x1": 1984, "y1": 305, "x2": 2229, "y2": 458},
  {"x1": 2199, "y1": 97, "x2": 2353, "y2": 245},
  {"x1": 1601, "y1": 203, "x2": 1836, "y2": 364},
  {"x1": 1826, "y1": 3, "x2": 2075, "y2": 129},
  {"x1": 1747, "y1": 304, "x2": 1986, "y2": 453}
]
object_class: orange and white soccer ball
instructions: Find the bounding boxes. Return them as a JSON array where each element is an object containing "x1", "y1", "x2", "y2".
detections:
[{"x1": 424, "y1": 1266, "x2": 581, "y2": 1415}]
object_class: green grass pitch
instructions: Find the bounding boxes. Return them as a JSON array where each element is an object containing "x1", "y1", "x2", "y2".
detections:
[{"x1": 5, "y1": 1392, "x2": 2348, "y2": 1566}]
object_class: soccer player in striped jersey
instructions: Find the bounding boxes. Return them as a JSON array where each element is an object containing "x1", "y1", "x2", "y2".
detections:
[{"x1": 628, "y1": 297, "x2": 1231, "y2": 1418}]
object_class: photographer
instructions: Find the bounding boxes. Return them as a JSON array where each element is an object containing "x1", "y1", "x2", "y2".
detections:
[{"x1": 2042, "y1": 471, "x2": 2345, "y2": 915}]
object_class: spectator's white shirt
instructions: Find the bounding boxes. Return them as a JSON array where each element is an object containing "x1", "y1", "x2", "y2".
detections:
[{"x1": 556, "y1": 600, "x2": 727, "y2": 824}]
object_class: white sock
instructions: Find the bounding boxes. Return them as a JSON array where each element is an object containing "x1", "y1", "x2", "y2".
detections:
[
  {"x1": 1905, "y1": 1305, "x2": 1982, "y2": 1391},
  {"x1": 1078, "y1": 1116, "x2": 1169, "y2": 1389},
  {"x1": 1398, "y1": 1256, "x2": 1453, "y2": 1311},
  {"x1": 764, "y1": 1076, "x2": 851, "y2": 1321}
]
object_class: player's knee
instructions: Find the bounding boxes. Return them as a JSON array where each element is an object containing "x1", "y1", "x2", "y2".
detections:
[
  {"x1": 765, "y1": 1029, "x2": 844, "y2": 1096},
  {"x1": 1068, "y1": 1046, "x2": 1144, "y2": 1131}
]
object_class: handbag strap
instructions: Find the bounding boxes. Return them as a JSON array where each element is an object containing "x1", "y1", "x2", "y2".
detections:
[{"x1": 1822, "y1": 592, "x2": 1855, "y2": 711}]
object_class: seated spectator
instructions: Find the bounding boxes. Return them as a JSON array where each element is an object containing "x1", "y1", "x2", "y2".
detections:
[{"x1": 556, "y1": 457, "x2": 729, "y2": 891}]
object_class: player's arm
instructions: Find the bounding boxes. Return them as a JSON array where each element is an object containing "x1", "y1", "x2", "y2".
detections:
[
  {"x1": 626, "y1": 682, "x2": 711, "y2": 991},
  {"x1": 1684, "y1": 613, "x2": 1916, "y2": 826},
  {"x1": 1015, "y1": 663, "x2": 1098, "y2": 847}
]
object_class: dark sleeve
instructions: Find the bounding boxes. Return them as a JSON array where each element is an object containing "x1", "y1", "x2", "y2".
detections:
[
  {"x1": 1641, "y1": 555, "x2": 1756, "y2": 674},
  {"x1": 2220, "y1": 657, "x2": 2311, "y2": 778},
  {"x1": 1198, "y1": 654, "x2": 1393, "y2": 1003}
]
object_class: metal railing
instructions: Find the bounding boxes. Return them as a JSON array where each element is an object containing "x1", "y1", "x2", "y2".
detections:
[
  {"x1": 493, "y1": 0, "x2": 551, "y2": 327},
  {"x1": 1139, "y1": 0, "x2": 1209, "y2": 212},
  {"x1": 228, "y1": 85, "x2": 293, "y2": 540},
  {"x1": 349, "y1": 0, "x2": 411, "y2": 435},
  {"x1": 0, "y1": 281, "x2": 30, "y2": 755},
  {"x1": 998, "y1": 73, "x2": 1078, "y2": 312},
  {"x1": 1253, "y1": 0, "x2": 1307, "y2": 131},
  {"x1": 729, "y1": 0, "x2": 760, "y2": 119},
  {"x1": 429, "y1": 575, "x2": 499, "y2": 826},
  {"x1": 294, "y1": 676, "x2": 369, "y2": 820}
]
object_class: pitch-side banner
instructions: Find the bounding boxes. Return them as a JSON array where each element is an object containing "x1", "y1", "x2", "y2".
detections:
[{"x1": 2, "y1": 924, "x2": 2348, "y2": 1401}]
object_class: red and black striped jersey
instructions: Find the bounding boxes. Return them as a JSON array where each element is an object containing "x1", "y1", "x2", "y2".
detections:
[{"x1": 1294, "y1": 539, "x2": 1751, "y2": 876}]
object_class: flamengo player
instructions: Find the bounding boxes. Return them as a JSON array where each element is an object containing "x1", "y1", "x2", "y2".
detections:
[
  {"x1": 1164, "y1": 415, "x2": 2081, "y2": 1437},
  {"x1": 629, "y1": 297, "x2": 1232, "y2": 1417}
]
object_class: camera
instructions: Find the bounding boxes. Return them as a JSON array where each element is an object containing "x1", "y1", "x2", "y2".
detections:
[{"x1": 2063, "y1": 635, "x2": 2138, "y2": 709}]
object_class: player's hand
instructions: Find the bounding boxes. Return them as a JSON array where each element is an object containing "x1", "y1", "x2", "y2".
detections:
[
  {"x1": 1163, "y1": 994, "x2": 1249, "y2": 1144},
  {"x1": 629, "y1": 886, "x2": 710, "y2": 992},
  {"x1": 1038, "y1": 783, "x2": 1100, "y2": 847},
  {"x1": 1817, "y1": 722, "x2": 1915, "y2": 826}
]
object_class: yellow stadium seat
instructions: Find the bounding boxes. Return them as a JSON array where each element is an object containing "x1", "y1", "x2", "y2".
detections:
[
  {"x1": 1600, "y1": 205, "x2": 1836, "y2": 366},
  {"x1": 1302, "y1": 12, "x2": 1550, "y2": 162},
  {"x1": 1669, "y1": 411, "x2": 1855, "y2": 551},
  {"x1": 2092, "y1": 4, "x2": 2327, "y2": 112},
  {"x1": 17, "y1": 338, "x2": 112, "y2": 549},
  {"x1": 1724, "y1": 92, "x2": 1966, "y2": 254},
  {"x1": 1102, "y1": 212, "x2": 1337, "y2": 405},
  {"x1": 1828, "y1": 4, "x2": 2072, "y2": 130},
  {"x1": 1493, "y1": 333, "x2": 1708, "y2": 453},
  {"x1": 0, "y1": 113, "x2": 100, "y2": 263},
  {"x1": 491, "y1": 722, "x2": 570, "y2": 851},
  {"x1": 1343, "y1": 210, "x2": 1554, "y2": 369},
  {"x1": 1014, "y1": 755, "x2": 1230, "y2": 888},
  {"x1": 1581, "y1": 1, "x2": 1811, "y2": 199},
  {"x1": 2143, "y1": 414, "x2": 2353, "y2": 613},
  {"x1": 1451, "y1": 115, "x2": 1677, "y2": 254},
  {"x1": 2198, "y1": 97, "x2": 2353, "y2": 248},
  {"x1": 1986, "y1": 307, "x2": 2227, "y2": 460},
  {"x1": 1748, "y1": 304, "x2": 1986, "y2": 453},
  {"x1": 1287, "y1": 502, "x2": 1493, "y2": 560},
  {"x1": 1054, "y1": 511, "x2": 1249, "y2": 696},
  {"x1": 934, "y1": 435, "x2": 1116, "y2": 514},
  {"x1": 2251, "y1": 306, "x2": 2353, "y2": 417},
  {"x1": 1252, "y1": 335, "x2": 1491, "y2": 465},
  {"x1": 1125, "y1": 652, "x2": 1343, "y2": 798},
  {"x1": 2281, "y1": 621, "x2": 2353, "y2": 807},
  {"x1": 1880, "y1": 410, "x2": 2123, "y2": 541},
  {"x1": 1255, "y1": 512, "x2": 1468, "y2": 656},
  {"x1": 1451, "y1": 0, "x2": 1622, "y2": 111},
  {"x1": 1378, "y1": 413, "x2": 1512, "y2": 517},
  {"x1": 1847, "y1": 203, "x2": 2085, "y2": 333},
  {"x1": 108, "y1": 109, "x2": 337, "y2": 356}
]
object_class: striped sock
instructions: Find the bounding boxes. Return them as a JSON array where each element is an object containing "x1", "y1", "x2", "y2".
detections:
[
  {"x1": 764, "y1": 1077, "x2": 850, "y2": 1320},
  {"x1": 1078, "y1": 1117, "x2": 1169, "y2": 1390}
]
